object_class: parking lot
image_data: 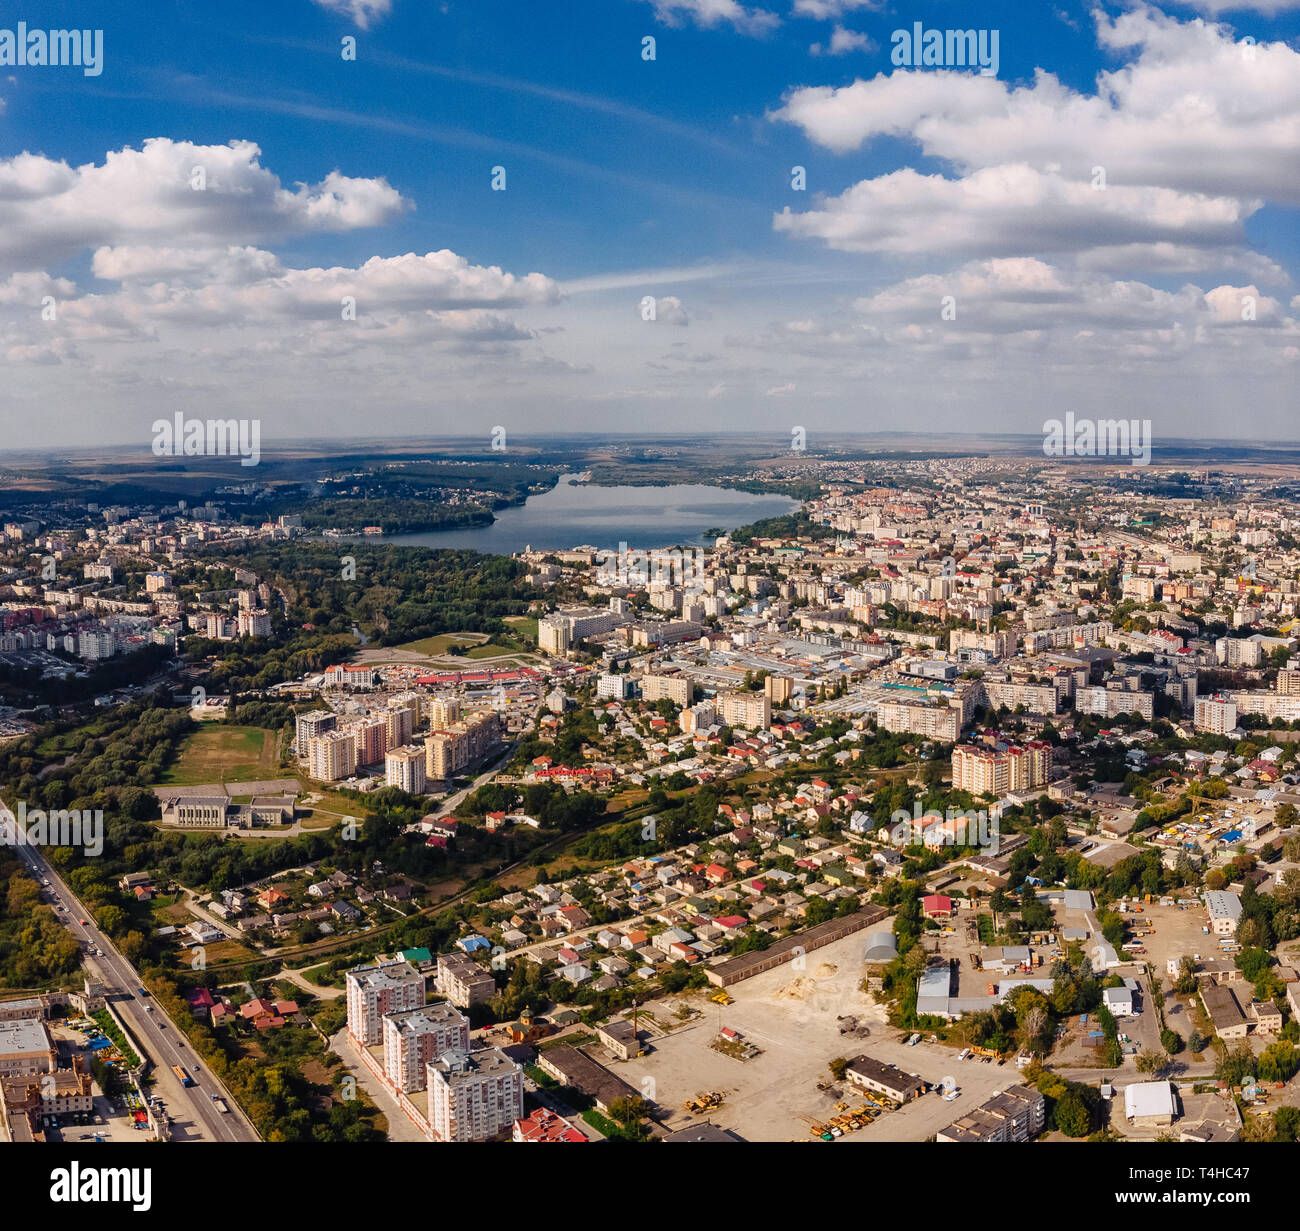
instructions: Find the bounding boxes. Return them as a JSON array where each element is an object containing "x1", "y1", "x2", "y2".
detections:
[{"x1": 45, "y1": 1094, "x2": 153, "y2": 1144}]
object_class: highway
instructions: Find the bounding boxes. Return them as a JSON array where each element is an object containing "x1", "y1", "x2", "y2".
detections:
[{"x1": 6, "y1": 806, "x2": 259, "y2": 1143}]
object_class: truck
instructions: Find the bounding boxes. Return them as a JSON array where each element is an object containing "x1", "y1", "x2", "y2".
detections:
[
  {"x1": 212, "y1": 1097, "x2": 229, "y2": 1114},
  {"x1": 172, "y1": 1065, "x2": 195, "y2": 1088}
]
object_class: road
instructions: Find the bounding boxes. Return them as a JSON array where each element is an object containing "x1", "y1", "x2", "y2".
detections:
[{"x1": 7, "y1": 811, "x2": 259, "y2": 1143}]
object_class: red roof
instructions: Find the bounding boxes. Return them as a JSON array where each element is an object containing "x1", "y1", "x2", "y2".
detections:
[{"x1": 514, "y1": 1108, "x2": 587, "y2": 1143}]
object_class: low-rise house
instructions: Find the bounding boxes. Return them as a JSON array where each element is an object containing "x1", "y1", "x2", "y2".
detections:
[{"x1": 845, "y1": 1055, "x2": 926, "y2": 1104}]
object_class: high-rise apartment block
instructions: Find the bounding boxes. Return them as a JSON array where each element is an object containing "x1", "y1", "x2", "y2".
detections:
[
  {"x1": 382, "y1": 1003, "x2": 470, "y2": 1092},
  {"x1": 345, "y1": 960, "x2": 426, "y2": 1046},
  {"x1": 426, "y1": 1048, "x2": 524, "y2": 1142}
]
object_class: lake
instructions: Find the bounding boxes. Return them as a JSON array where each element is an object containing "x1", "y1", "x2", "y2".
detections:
[{"x1": 385, "y1": 477, "x2": 800, "y2": 554}]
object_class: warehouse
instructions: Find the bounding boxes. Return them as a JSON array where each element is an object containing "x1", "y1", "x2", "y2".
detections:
[{"x1": 706, "y1": 908, "x2": 886, "y2": 987}]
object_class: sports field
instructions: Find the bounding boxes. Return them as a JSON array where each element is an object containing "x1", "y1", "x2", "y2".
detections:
[{"x1": 157, "y1": 725, "x2": 279, "y2": 786}]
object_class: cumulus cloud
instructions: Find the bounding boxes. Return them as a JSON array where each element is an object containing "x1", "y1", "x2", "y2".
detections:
[
  {"x1": 637, "y1": 0, "x2": 779, "y2": 35},
  {"x1": 774, "y1": 9, "x2": 1300, "y2": 201},
  {"x1": 643, "y1": 294, "x2": 691, "y2": 325},
  {"x1": 770, "y1": 9, "x2": 1298, "y2": 280},
  {"x1": 0, "y1": 139, "x2": 408, "y2": 272},
  {"x1": 0, "y1": 134, "x2": 566, "y2": 441},
  {"x1": 773, "y1": 163, "x2": 1273, "y2": 277},
  {"x1": 810, "y1": 25, "x2": 873, "y2": 55}
]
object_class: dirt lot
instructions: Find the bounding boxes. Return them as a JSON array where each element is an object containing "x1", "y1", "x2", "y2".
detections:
[
  {"x1": 1125, "y1": 900, "x2": 1216, "y2": 979},
  {"x1": 611, "y1": 928, "x2": 1019, "y2": 1142}
]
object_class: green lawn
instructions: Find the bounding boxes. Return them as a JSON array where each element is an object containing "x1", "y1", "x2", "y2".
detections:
[
  {"x1": 157, "y1": 725, "x2": 278, "y2": 785},
  {"x1": 505, "y1": 615, "x2": 538, "y2": 642},
  {"x1": 394, "y1": 633, "x2": 487, "y2": 656}
]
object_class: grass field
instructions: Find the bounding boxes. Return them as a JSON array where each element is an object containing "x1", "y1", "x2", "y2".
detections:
[
  {"x1": 157, "y1": 725, "x2": 278, "y2": 785},
  {"x1": 394, "y1": 632, "x2": 488, "y2": 656},
  {"x1": 464, "y1": 642, "x2": 520, "y2": 659},
  {"x1": 504, "y1": 615, "x2": 538, "y2": 642}
]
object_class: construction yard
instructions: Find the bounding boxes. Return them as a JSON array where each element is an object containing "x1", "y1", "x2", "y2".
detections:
[{"x1": 611, "y1": 927, "x2": 1015, "y2": 1142}]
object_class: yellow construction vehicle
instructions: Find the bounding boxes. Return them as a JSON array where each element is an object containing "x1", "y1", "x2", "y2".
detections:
[{"x1": 711, "y1": 991, "x2": 734, "y2": 1005}]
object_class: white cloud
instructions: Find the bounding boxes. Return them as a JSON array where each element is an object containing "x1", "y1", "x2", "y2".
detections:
[
  {"x1": 642, "y1": 294, "x2": 691, "y2": 325},
  {"x1": 772, "y1": 10, "x2": 1300, "y2": 202},
  {"x1": 770, "y1": 10, "x2": 1298, "y2": 280},
  {"x1": 811, "y1": 25, "x2": 873, "y2": 55},
  {"x1": 772, "y1": 163, "x2": 1271, "y2": 277},
  {"x1": 309, "y1": 0, "x2": 394, "y2": 28},
  {"x1": 1169, "y1": 0, "x2": 1300, "y2": 13},
  {"x1": 0, "y1": 140, "x2": 408, "y2": 272},
  {"x1": 638, "y1": 0, "x2": 780, "y2": 35},
  {"x1": 791, "y1": 0, "x2": 878, "y2": 17}
]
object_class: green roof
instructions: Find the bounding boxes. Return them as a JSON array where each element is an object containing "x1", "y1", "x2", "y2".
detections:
[{"x1": 400, "y1": 947, "x2": 432, "y2": 964}]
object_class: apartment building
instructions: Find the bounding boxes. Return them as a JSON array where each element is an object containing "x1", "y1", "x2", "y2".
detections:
[
  {"x1": 385, "y1": 745, "x2": 428, "y2": 795},
  {"x1": 352, "y1": 716, "x2": 389, "y2": 767},
  {"x1": 1225, "y1": 691, "x2": 1300, "y2": 723},
  {"x1": 425, "y1": 711, "x2": 503, "y2": 781},
  {"x1": 382, "y1": 1004, "x2": 470, "y2": 1093},
  {"x1": 877, "y1": 699, "x2": 961, "y2": 742},
  {"x1": 1277, "y1": 669, "x2": 1300, "y2": 697},
  {"x1": 1216, "y1": 637, "x2": 1262, "y2": 667},
  {"x1": 435, "y1": 952, "x2": 497, "y2": 1008},
  {"x1": 764, "y1": 674, "x2": 793, "y2": 704},
  {"x1": 1076, "y1": 685, "x2": 1154, "y2": 721},
  {"x1": 538, "y1": 607, "x2": 616, "y2": 655},
  {"x1": 384, "y1": 705, "x2": 414, "y2": 750},
  {"x1": 936, "y1": 1084, "x2": 1046, "y2": 1143},
  {"x1": 426, "y1": 696, "x2": 462, "y2": 729},
  {"x1": 680, "y1": 700, "x2": 718, "y2": 734},
  {"x1": 426, "y1": 1047, "x2": 524, "y2": 1142},
  {"x1": 596, "y1": 673, "x2": 630, "y2": 700},
  {"x1": 1194, "y1": 696, "x2": 1238, "y2": 735},
  {"x1": 981, "y1": 678, "x2": 1061, "y2": 716},
  {"x1": 236, "y1": 608, "x2": 272, "y2": 638},
  {"x1": 639, "y1": 673, "x2": 694, "y2": 707},
  {"x1": 324, "y1": 664, "x2": 375, "y2": 688},
  {"x1": 952, "y1": 741, "x2": 1052, "y2": 797},
  {"x1": 716, "y1": 690, "x2": 772, "y2": 731},
  {"x1": 346, "y1": 960, "x2": 426, "y2": 1046},
  {"x1": 295, "y1": 709, "x2": 336, "y2": 753},
  {"x1": 949, "y1": 628, "x2": 1017, "y2": 660},
  {"x1": 308, "y1": 730, "x2": 357, "y2": 782}
]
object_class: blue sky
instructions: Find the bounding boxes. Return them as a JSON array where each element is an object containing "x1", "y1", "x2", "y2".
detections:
[{"x1": 1, "y1": 0, "x2": 1298, "y2": 449}]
